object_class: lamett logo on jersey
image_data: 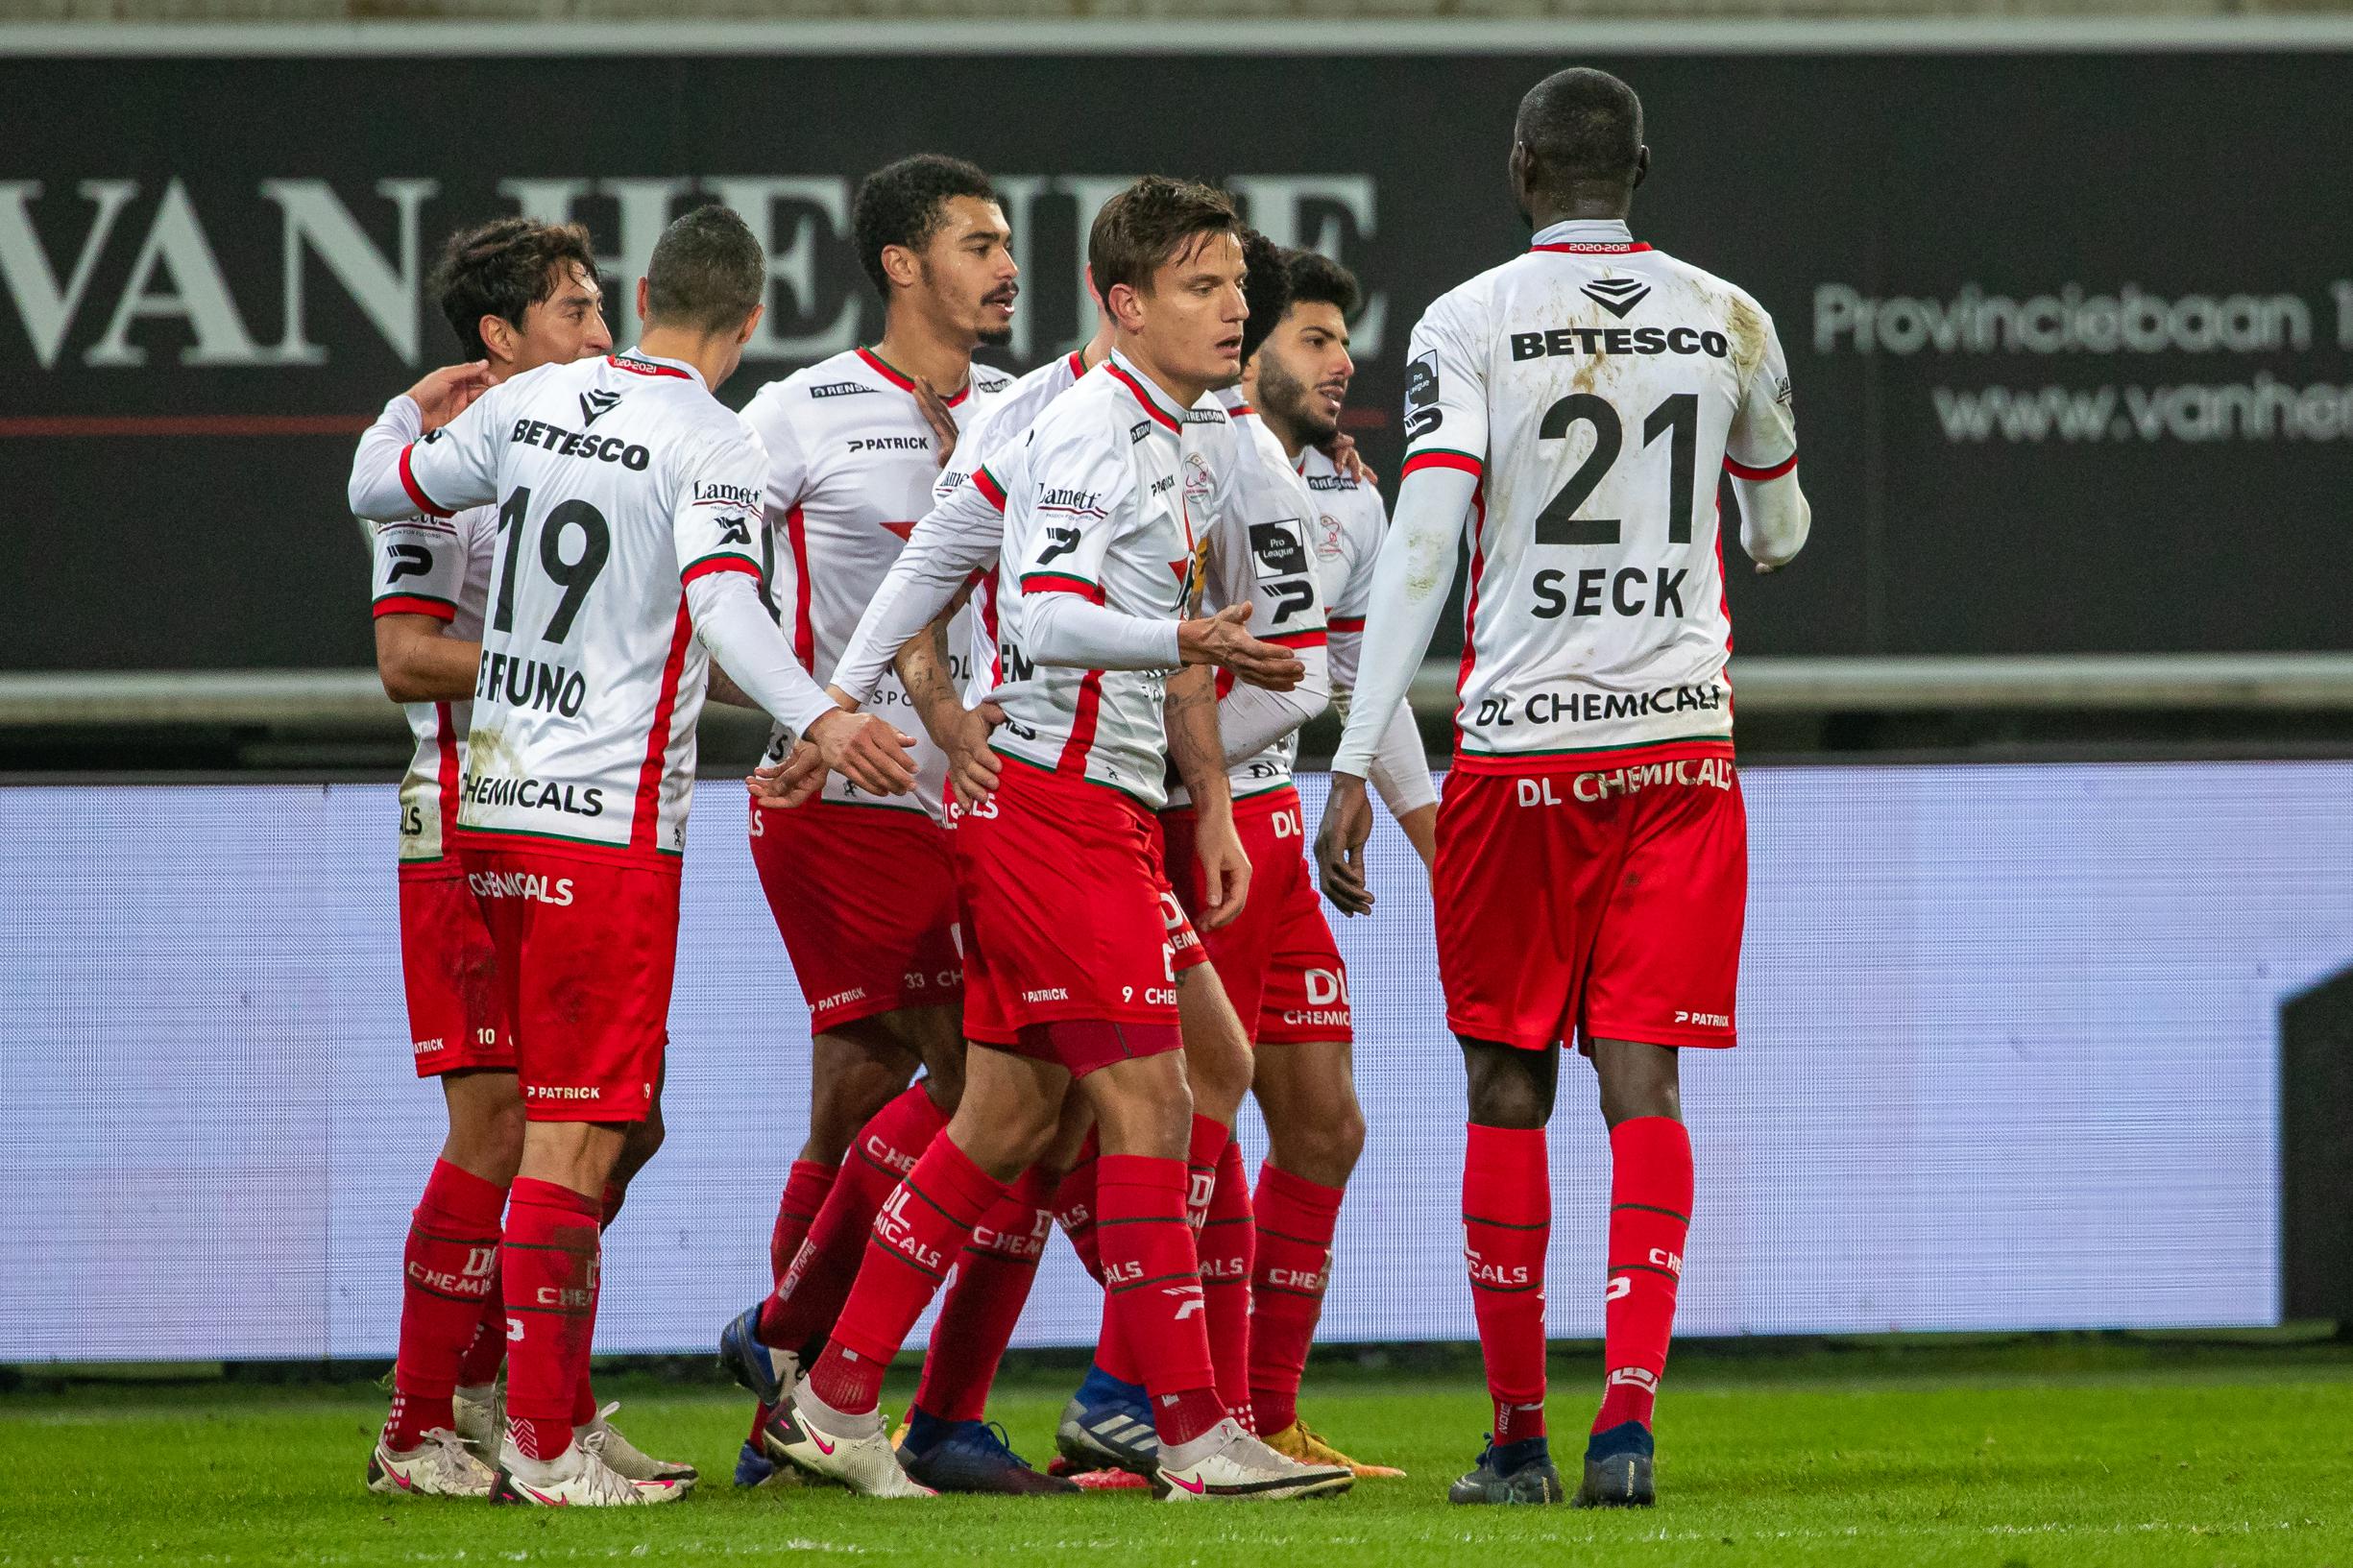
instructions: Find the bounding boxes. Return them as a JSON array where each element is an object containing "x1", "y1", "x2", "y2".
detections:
[
  {"x1": 1580, "y1": 277, "x2": 1653, "y2": 318},
  {"x1": 1038, "y1": 487, "x2": 1103, "y2": 515},
  {"x1": 1509, "y1": 325, "x2": 1730, "y2": 362},
  {"x1": 692, "y1": 480, "x2": 759, "y2": 509}
]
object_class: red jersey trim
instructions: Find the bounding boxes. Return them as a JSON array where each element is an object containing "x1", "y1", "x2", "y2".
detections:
[
  {"x1": 680, "y1": 553, "x2": 762, "y2": 587},
  {"x1": 1057, "y1": 669, "x2": 1107, "y2": 773},
  {"x1": 972, "y1": 466, "x2": 1008, "y2": 513},
  {"x1": 854, "y1": 346, "x2": 971, "y2": 407},
  {"x1": 631, "y1": 601, "x2": 696, "y2": 855},
  {"x1": 1266, "y1": 628, "x2": 1327, "y2": 649},
  {"x1": 1020, "y1": 571, "x2": 1104, "y2": 603},
  {"x1": 433, "y1": 700, "x2": 460, "y2": 853},
  {"x1": 1457, "y1": 481, "x2": 1488, "y2": 697},
  {"x1": 373, "y1": 593, "x2": 456, "y2": 622},
  {"x1": 1401, "y1": 448, "x2": 1484, "y2": 481},
  {"x1": 1530, "y1": 241, "x2": 1653, "y2": 254},
  {"x1": 1328, "y1": 615, "x2": 1367, "y2": 634},
  {"x1": 1724, "y1": 450, "x2": 1799, "y2": 482},
  {"x1": 785, "y1": 505, "x2": 815, "y2": 671},
  {"x1": 397, "y1": 444, "x2": 453, "y2": 519},
  {"x1": 1105, "y1": 362, "x2": 1182, "y2": 434},
  {"x1": 1450, "y1": 736, "x2": 1734, "y2": 775},
  {"x1": 607, "y1": 354, "x2": 691, "y2": 379},
  {"x1": 1065, "y1": 350, "x2": 1086, "y2": 379}
]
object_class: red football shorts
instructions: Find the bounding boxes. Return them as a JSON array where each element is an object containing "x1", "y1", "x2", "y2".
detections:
[
  {"x1": 397, "y1": 861, "x2": 515, "y2": 1077},
  {"x1": 1435, "y1": 743, "x2": 1747, "y2": 1052},
  {"x1": 1159, "y1": 785, "x2": 1351, "y2": 1045},
  {"x1": 748, "y1": 795, "x2": 964, "y2": 1034},
  {"x1": 457, "y1": 842, "x2": 679, "y2": 1122},
  {"x1": 948, "y1": 759, "x2": 1185, "y2": 1077}
]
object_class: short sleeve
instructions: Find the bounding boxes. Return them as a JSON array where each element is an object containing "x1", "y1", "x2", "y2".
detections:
[
  {"x1": 1724, "y1": 301, "x2": 1799, "y2": 479},
  {"x1": 1008, "y1": 420, "x2": 1134, "y2": 601},
  {"x1": 674, "y1": 427, "x2": 771, "y2": 589},
  {"x1": 1397, "y1": 291, "x2": 1490, "y2": 484},
  {"x1": 398, "y1": 381, "x2": 508, "y2": 517},
  {"x1": 370, "y1": 517, "x2": 469, "y2": 621}
]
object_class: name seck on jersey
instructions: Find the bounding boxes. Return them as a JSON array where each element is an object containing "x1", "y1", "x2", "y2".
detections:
[
  {"x1": 1400, "y1": 229, "x2": 1799, "y2": 760},
  {"x1": 389, "y1": 351, "x2": 772, "y2": 859}
]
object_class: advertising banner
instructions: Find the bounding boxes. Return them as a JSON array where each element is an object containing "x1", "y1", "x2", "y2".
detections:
[{"x1": 5, "y1": 40, "x2": 2352, "y2": 671}]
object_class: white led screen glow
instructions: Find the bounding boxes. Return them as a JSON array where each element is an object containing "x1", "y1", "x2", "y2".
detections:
[{"x1": 7, "y1": 761, "x2": 2339, "y2": 1362}]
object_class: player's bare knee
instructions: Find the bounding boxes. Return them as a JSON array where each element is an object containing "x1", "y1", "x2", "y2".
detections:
[
  {"x1": 1590, "y1": 1038, "x2": 1681, "y2": 1128},
  {"x1": 1461, "y1": 1036, "x2": 1557, "y2": 1129}
]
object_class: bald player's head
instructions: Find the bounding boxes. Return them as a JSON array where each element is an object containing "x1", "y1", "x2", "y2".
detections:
[{"x1": 1510, "y1": 66, "x2": 1649, "y2": 223}]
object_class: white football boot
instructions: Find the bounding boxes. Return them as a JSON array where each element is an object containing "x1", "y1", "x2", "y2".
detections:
[
  {"x1": 367, "y1": 1427, "x2": 498, "y2": 1498},
  {"x1": 452, "y1": 1383, "x2": 502, "y2": 1468},
  {"x1": 763, "y1": 1381, "x2": 935, "y2": 1498},
  {"x1": 1154, "y1": 1417, "x2": 1355, "y2": 1502},
  {"x1": 578, "y1": 1401, "x2": 699, "y2": 1491},
  {"x1": 492, "y1": 1432, "x2": 686, "y2": 1507}
]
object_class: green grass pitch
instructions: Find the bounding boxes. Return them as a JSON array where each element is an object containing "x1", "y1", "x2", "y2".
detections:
[{"x1": 4, "y1": 1338, "x2": 2349, "y2": 1566}]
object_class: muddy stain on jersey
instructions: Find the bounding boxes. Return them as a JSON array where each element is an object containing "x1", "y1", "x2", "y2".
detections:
[{"x1": 1726, "y1": 294, "x2": 1767, "y2": 384}]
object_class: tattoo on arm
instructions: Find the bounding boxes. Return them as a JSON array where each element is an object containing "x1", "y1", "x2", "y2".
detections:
[{"x1": 893, "y1": 616, "x2": 964, "y2": 748}]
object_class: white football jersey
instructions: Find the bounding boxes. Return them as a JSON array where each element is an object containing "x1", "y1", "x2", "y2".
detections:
[
  {"x1": 368, "y1": 506, "x2": 498, "y2": 865},
  {"x1": 1173, "y1": 388, "x2": 1328, "y2": 807},
  {"x1": 932, "y1": 349, "x2": 1087, "y2": 699},
  {"x1": 740, "y1": 347, "x2": 1010, "y2": 815},
  {"x1": 386, "y1": 350, "x2": 774, "y2": 859},
  {"x1": 1401, "y1": 219, "x2": 1798, "y2": 760},
  {"x1": 987, "y1": 350, "x2": 1226, "y2": 808},
  {"x1": 1298, "y1": 442, "x2": 1388, "y2": 691}
]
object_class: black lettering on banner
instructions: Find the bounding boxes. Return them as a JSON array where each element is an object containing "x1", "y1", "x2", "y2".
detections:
[{"x1": 386, "y1": 543, "x2": 431, "y2": 582}]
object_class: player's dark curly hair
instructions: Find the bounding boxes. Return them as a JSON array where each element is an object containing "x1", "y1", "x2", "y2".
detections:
[
  {"x1": 1237, "y1": 228, "x2": 1294, "y2": 367},
  {"x1": 1283, "y1": 249, "x2": 1363, "y2": 322},
  {"x1": 644, "y1": 203, "x2": 766, "y2": 337},
  {"x1": 1087, "y1": 176, "x2": 1239, "y2": 300},
  {"x1": 428, "y1": 218, "x2": 600, "y2": 361},
  {"x1": 853, "y1": 154, "x2": 998, "y2": 299}
]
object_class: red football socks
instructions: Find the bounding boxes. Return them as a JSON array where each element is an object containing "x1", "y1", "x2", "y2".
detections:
[
  {"x1": 1058, "y1": 1138, "x2": 1143, "y2": 1387},
  {"x1": 1097, "y1": 1154, "x2": 1224, "y2": 1447},
  {"x1": 1465, "y1": 1123, "x2": 1550, "y2": 1445},
  {"x1": 770, "y1": 1159, "x2": 838, "y2": 1285},
  {"x1": 808, "y1": 1134, "x2": 1005, "y2": 1417},
  {"x1": 760, "y1": 1084, "x2": 947, "y2": 1351},
  {"x1": 456, "y1": 1277, "x2": 507, "y2": 1390},
  {"x1": 500, "y1": 1177, "x2": 602, "y2": 1462},
  {"x1": 386, "y1": 1159, "x2": 507, "y2": 1451},
  {"x1": 1248, "y1": 1161, "x2": 1344, "y2": 1436},
  {"x1": 1051, "y1": 1133, "x2": 1103, "y2": 1281},
  {"x1": 1199, "y1": 1130, "x2": 1256, "y2": 1429},
  {"x1": 913, "y1": 1166, "x2": 1054, "y2": 1422},
  {"x1": 1594, "y1": 1116, "x2": 1692, "y2": 1435}
]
